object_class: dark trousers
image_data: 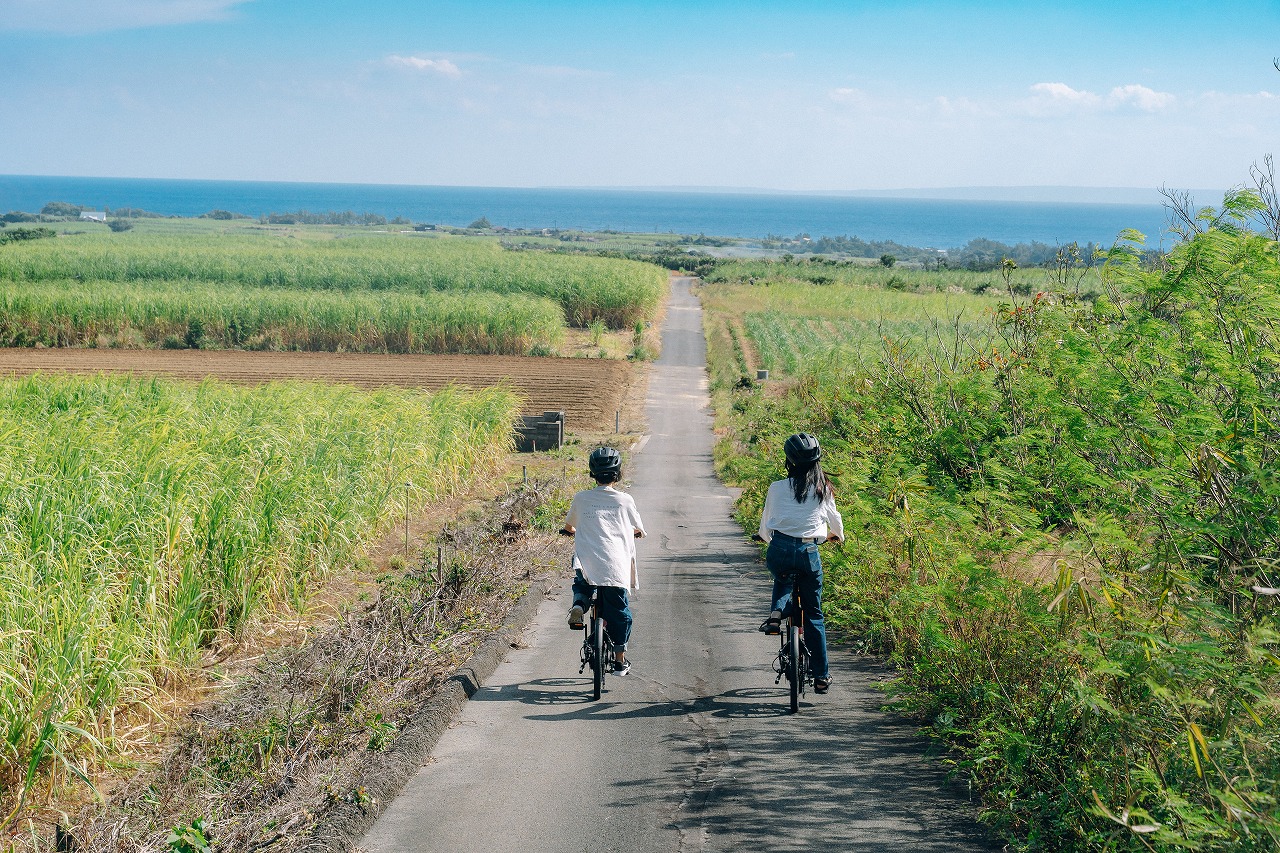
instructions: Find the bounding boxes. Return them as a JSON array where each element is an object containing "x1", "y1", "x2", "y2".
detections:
[
  {"x1": 766, "y1": 532, "x2": 830, "y2": 679},
  {"x1": 572, "y1": 569, "x2": 633, "y2": 651}
]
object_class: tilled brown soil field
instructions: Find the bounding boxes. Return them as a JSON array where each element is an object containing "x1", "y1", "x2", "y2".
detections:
[{"x1": 0, "y1": 349, "x2": 637, "y2": 433}]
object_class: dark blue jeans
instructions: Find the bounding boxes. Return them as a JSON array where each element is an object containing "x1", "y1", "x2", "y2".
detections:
[
  {"x1": 572, "y1": 569, "x2": 633, "y2": 652},
  {"x1": 766, "y1": 533, "x2": 830, "y2": 679}
]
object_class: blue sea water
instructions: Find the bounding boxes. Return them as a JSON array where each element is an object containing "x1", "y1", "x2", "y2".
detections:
[{"x1": 0, "y1": 174, "x2": 1172, "y2": 249}]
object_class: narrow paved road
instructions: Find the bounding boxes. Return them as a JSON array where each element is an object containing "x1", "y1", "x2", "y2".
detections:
[{"x1": 361, "y1": 278, "x2": 998, "y2": 852}]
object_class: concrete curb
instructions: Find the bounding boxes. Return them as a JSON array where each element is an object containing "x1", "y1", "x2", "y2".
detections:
[{"x1": 305, "y1": 576, "x2": 555, "y2": 852}]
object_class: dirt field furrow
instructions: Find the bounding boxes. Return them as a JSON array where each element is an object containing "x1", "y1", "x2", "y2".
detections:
[{"x1": 0, "y1": 349, "x2": 636, "y2": 433}]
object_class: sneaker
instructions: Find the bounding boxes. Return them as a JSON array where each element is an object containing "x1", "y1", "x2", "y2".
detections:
[
  {"x1": 567, "y1": 605, "x2": 584, "y2": 630},
  {"x1": 758, "y1": 611, "x2": 783, "y2": 635},
  {"x1": 612, "y1": 658, "x2": 631, "y2": 676}
]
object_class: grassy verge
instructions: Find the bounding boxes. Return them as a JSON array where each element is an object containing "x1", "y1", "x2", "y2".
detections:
[
  {"x1": 0, "y1": 375, "x2": 520, "y2": 835},
  {"x1": 59, "y1": 479, "x2": 575, "y2": 853},
  {"x1": 702, "y1": 198, "x2": 1280, "y2": 850}
]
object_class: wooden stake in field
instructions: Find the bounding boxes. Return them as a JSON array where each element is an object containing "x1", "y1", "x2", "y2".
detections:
[{"x1": 404, "y1": 481, "x2": 411, "y2": 556}]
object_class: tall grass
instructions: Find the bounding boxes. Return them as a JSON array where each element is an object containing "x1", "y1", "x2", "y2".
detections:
[
  {"x1": 0, "y1": 280, "x2": 564, "y2": 355},
  {"x1": 703, "y1": 255, "x2": 1101, "y2": 295},
  {"x1": 0, "y1": 232, "x2": 667, "y2": 329},
  {"x1": 700, "y1": 278, "x2": 999, "y2": 378},
  {"x1": 0, "y1": 374, "x2": 519, "y2": 826}
]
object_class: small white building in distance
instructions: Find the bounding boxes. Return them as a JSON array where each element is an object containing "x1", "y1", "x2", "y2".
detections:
[{"x1": 79, "y1": 211, "x2": 107, "y2": 222}]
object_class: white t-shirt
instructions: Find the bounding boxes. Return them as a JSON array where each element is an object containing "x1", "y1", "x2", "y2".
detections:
[
  {"x1": 566, "y1": 485, "x2": 646, "y2": 590},
  {"x1": 758, "y1": 478, "x2": 844, "y2": 544}
]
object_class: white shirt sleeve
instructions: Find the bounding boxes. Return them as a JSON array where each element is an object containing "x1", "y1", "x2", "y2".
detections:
[
  {"x1": 823, "y1": 490, "x2": 845, "y2": 541},
  {"x1": 565, "y1": 492, "x2": 581, "y2": 531},
  {"x1": 630, "y1": 500, "x2": 646, "y2": 538},
  {"x1": 627, "y1": 496, "x2": 644, "y2": 590},
  {"x1": 758, "y1": 481, "x2": 778, "y2": 543}
]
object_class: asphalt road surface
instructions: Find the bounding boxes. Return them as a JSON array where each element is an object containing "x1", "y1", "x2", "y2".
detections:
[{"x1": 360, "y1": 277, "x2": 1000, "y2": 853}]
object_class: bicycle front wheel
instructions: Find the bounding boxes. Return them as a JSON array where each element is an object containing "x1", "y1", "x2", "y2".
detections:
[
  {"x1": 592, "y1": 617, "x2": 605, "y2": 700},
  {"x1": 788, "y1": 624, "x2": 801, "y2": 714}
]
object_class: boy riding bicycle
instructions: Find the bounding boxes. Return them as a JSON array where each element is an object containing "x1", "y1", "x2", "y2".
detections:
[{"x1": 563, "y1": 447, "x2": 646, "y2": 676}]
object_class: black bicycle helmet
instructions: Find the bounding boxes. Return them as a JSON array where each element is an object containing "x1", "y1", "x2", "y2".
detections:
[
  {"x1": 783, "y1": 432, "x2": 822, "y2": 466},
  {"x1": 588, "y1": 446, "x2": 622, "y2": 478}
]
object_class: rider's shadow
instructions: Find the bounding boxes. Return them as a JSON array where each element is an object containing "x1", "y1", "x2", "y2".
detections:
[{"x1": 474, "y1": 680, "x2": 792, "y2": 720}]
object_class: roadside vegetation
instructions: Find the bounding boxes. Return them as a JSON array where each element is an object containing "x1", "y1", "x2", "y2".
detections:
[
  {"x1": 703, "y1": 186, "x2": 1280, "y2": 850},
  {"x1": 0, "y1": 374, "x2": 520, "y2": 837},
  {"x1": 67, "y1": 479, "x2": 575, "y2": 853}
]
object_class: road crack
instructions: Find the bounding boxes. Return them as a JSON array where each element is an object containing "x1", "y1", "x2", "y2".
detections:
[{"x1": 671, "y1": 678, "x2": 731, "y2": 853}]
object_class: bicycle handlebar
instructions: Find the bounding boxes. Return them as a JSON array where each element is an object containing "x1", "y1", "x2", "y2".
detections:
[
  {"x1": 752, "y1": 533, "x2": 843, "y2": 544},
  {"x1": 560, "y1": 528, "x2": 642, "y2": 538}
]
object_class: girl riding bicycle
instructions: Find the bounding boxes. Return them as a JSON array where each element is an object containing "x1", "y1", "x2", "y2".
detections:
[
  {"x1": 563, "y1": 447, "x2": 646, "y2": 676},
  {"x1": 757, "y1": 433, "x2": 844, "y2": 694}
]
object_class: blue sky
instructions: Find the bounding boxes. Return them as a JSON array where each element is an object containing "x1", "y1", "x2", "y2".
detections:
[{"x1": 1, "y1": 0, "x2": 1277, "y2": 194}]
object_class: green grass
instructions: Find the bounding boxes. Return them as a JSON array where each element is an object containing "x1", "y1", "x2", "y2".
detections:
[
  {"x1": 0, "y1": 229, "x2": 667, "y2": 330},
  {"x1": 700, "y1": 276, "x2": 1002, "y2": 380},
  {"x1": 703, "y1": 256, "x2": 1101, "y2": 295},
  {"x1": 0, "y1": 374, "x2": 519, "y2": 823},
  {"x1": 0, "y1": 279, "x2": 564, "y2": 354}
]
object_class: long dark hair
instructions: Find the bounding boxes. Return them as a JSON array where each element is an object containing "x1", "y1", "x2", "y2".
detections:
[{"x1": 786, "y1": 458, "x2": 830, "y2": 503}]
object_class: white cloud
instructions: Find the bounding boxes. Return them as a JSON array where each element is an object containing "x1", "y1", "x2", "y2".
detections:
[
  {"x1": 1198, "y1": 89, "x2": 1277, "y2": 106},
  {"x1": 1029, "y1": 82, "x2": 1102, "y2": 107},
  {"x1": 934, "y1": 95, "x2": 990, "y2": 117},
  {"x1": 1108, "y1": 84, "x2": 1174, "y2": 111},
  {"x1": 386, "y1": 55, "x2": 462, "y2": 78},
  {"x1": 0, "y1": 0, "x2": 253, "y2": 33},
  {"x1": 829, "y1": 87, "x2": 872, "y2": 107},
  {"x1": 1022, "y1": 81, "x2": 1175, "y2": 115}
]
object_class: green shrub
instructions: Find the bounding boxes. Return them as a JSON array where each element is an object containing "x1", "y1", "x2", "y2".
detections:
[{"x1": 712, "y1": 192, "x2": 1280, "y2": 850}]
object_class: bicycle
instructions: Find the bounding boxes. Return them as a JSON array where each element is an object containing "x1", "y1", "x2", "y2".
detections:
[
  {"x1": 772, "y1": 598, "x2": 810, "y2": 714},
  {"x1": 560, "y1": 527, "x2": 636, "y2": 701},
  {"x1": 755, "y1": 532, "x2": 837, "y2": 714}
]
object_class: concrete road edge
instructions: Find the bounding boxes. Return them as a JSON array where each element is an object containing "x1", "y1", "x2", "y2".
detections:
[{"x1": 304, "y1": 576, "x2": 556, "y2": 852}]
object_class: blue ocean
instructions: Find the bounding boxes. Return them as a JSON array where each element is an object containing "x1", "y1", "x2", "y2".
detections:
[{"x1": 0, "y1": 174, "x2": 1172, "y2": 249}]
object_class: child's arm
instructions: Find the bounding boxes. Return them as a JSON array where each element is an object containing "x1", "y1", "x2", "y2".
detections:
[
  {"x1": 758, "y1": 483, "x2": 776, "y2": 543},
  {"x1": 630, "y1": 504, "x2": 646, "y2": 539},
  {"x1": 823, "y1": 490, "x2": 845, "y2": 542},
  {"x1": 563, "y1": 493, "x2": 582, "y2": 536}
]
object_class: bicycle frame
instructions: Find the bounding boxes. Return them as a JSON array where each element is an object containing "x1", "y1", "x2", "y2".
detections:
[
  {"x1": 773, "y1": 595, "x2": 811, "y2": 714},
  {"x1": 578, "y1": 589, "x2": 613, "y2": 700}
]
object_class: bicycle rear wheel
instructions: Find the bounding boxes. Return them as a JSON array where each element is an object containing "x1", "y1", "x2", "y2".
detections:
[
  {"x1": 591, "y1": 617, "x2": 605, "y2": 700},
  {"x1": 787, "y1": 623, "x2": 801, "y2": 714}
]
